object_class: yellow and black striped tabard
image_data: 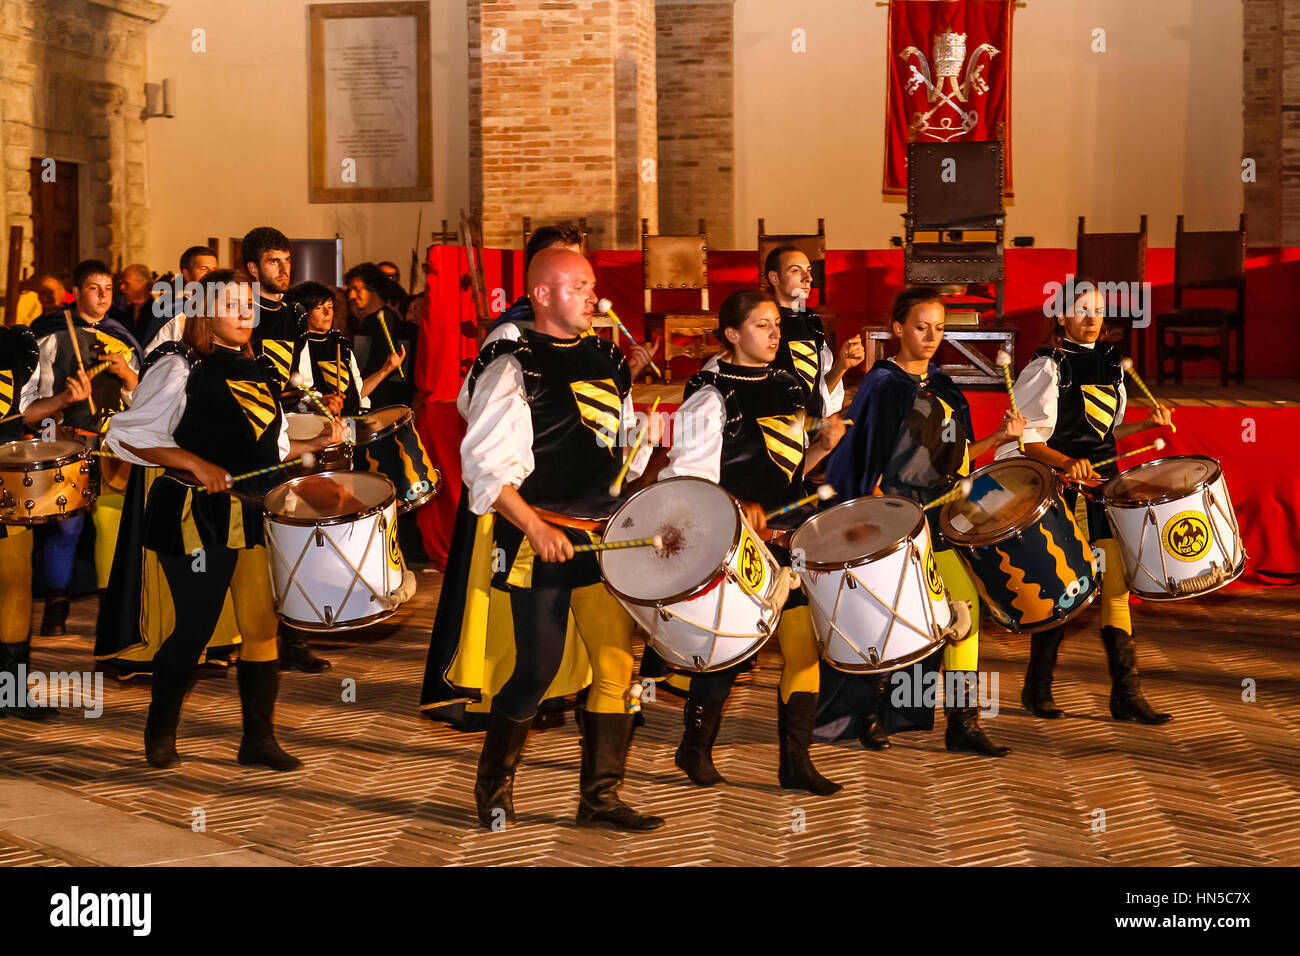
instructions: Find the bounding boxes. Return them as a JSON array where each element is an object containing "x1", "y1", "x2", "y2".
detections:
[
  {"x1": 249, "y1": 295, "x2": 303, "y2": 393},
  {"x1": 464, "y1": 330, "x2": 631, "y2": 591},
  {"x1": 775, "y1": 305, "x2": 829, "y2": 417},
  {"x1": 141, "y1": 345, "x2": 284, "y2": 555},
  {"x1": 300, "y1": 330, "x2": 362, "y2": 416},
  {"x1": 0, "y1": 325, "x2": 39, "y2": 541}
]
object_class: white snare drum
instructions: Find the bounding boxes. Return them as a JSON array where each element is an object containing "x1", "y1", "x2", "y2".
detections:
[
  {"x1": 599, "y1": 477, "x2": 791, "y2": 673},
  {"x1": 790, "y1": 496, "x2": 967, "y2": 674},
  {"x1": 1101, "y1": 455, "x2": 1245, "y2": 600},
  {"x1": 264, "y1": 471, "x2": 406, "y2": 630}
]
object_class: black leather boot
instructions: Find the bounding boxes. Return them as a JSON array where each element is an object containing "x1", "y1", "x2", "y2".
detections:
[
  {"x1": 674, "y1": 696, "x2": 727, "y2": 786},
  {"x1": 278, "y1": 629, "x2": 330, "y2": 673},
  {"x1": 145, "y1": 668, "x2": 193, "y2": 767},
  {"x1": 858, "y1": 672, "x2": 892, "y2": 749},
  {"x1": 1101, "y1": 627, "x2": 1172, "y2": 725},
  {"x1": 777, "y1": 691, "x2": 842, "y2": 795},
  {"x1": 0, "y1": 640, "x2": 55, "y2": 722},
  {"x1": 945, "y1": 671, "x2": 1010, "y2": 757},
  {"x1": 40, "y1": 591, "x2": 69, "y2": 637},
  {"x1": 236, "y1": 660, "x2": 302, "y2": 771},
  {"x1": 1022, "y1": 626, "x2": 1066, "y2": 719},
  {"x1": 575, "y1": 707, "x2": 665, "y2": 831},
  {"x1": 474, "y1": 709, "x2": 532, "y2": 830}
]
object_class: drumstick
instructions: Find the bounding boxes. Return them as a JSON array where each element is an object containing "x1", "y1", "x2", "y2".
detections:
[
  {"x1": 995, "y1": 350, "x2": 1025, "y2": 453},
  {"x1": 764, "y1": 484, "x2": 835, "y2": 522},
  {"x1": 289, "y1": 373, "x2": 339, "y2": 423},
  {"x1": 1090, "y1": 438, "x2": 1165, "y2": 471},
  {"x1": 375, "y1": 311, "x2": 405, "y2": 379},
  {"x1": 335, "y1": 342, "x2": 343, "y2": 397},
  {"x1": 608, "y1": 396, "x2": 661, "y2": 497},
  {"x1": 1120, "y1": 357, "x2": 1176, "y2": 434},
  {"x1": 597, "y1": 298, "x2": 662, "y2": 379},
  {"x1": 64, "y1": 311, "x2": 96, "y2": 416},
  {"x1": 808, "y1": 416, "x2": 854, "y2": 432},
  {"x1": 573, "y1": 535, "x2": 664, "y2": 554},
  {"x1": 923, "y1": 477, "x2": 974, "y2": 512},
  {"x1": 197, "y1": 452, "x2": 317, "y2": 493}
]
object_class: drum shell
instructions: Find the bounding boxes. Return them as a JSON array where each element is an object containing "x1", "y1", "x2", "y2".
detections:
[
  {"x1": 0, "y1": 439, "x2": 96, "y2": 525},
  {"x1": 796, "y1": 515, "x2": 952, "y2": 674},
  {"x1": 264, "y1": 475, "x2": 402, "y2": 630},
  {"x1": 1103, "y1": 461, "x2": 1244, "y2": 600},
  {"x1": 351, "y1": 405, "x2": 441, "y2": 512},
  {"x1": 951, "y1": 493, "x2": 1098, "y2": 634},
  {"x1": 293, "y1": 441, "x2": 352, "y2": 477}
]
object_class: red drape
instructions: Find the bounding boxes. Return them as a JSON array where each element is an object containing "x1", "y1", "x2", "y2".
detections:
[{"x1": 884, "y1": 0, "x2": 1014, "y2": 195}]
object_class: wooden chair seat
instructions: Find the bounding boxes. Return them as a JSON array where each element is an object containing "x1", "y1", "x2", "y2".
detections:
[
  {"x1": 1156, "y1": 214, "x2": 1245, "y2": 388},
  {"x1": 1157, "y1": 307, "x2": 1240, "y2": 331},
  {"x1": 644, "y1": 311, "x2": 720, "y2": 380}
]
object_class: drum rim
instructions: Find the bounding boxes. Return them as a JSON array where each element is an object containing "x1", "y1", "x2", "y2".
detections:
[
  {"x1": 1100, "y1": 454, "x2": 1223, "y2": 509},
  {"x1": 819, "y1": 636, "x2": 946, "y2": 675},
  {"x1": 1126, "y1": 553, "x2": 1246, "y2": 601},
  {"x1": 599, "y1": 475, "x2": 744, "y2": 607},
  {"x1": 789, "y1": 494, "x2": 925, "y2": 570},
  {"x1": 940, "y1": 457, "x2": 1059, "y2": 547},
  {"x1": 392, "y1": 466, "x2": 442, "y2": 513},
  {"x1": 645, "y1": 627, "x2": 774, "y2": 674},
  {"x1": 263, "y1": 470, "x2": 397, "y2": 526},
  {"x1": 0, "y1": 437, "x2": 91, "y2": 472},
  {"x1": 347, "y1": 404, "x2": 412, "y2": 446}
]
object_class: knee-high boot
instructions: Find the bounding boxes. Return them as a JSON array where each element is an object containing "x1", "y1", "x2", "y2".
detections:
[
  {"x1": 1022, "y1": 626, "x2": 1066, "y2": 718},
  {"x1": 945, "y1": 671, "x2": 1010, "y2": 757},
  {"x1": 236, "y1": 659, "x2": 302, "y2": 771},
  {"x1": 777, "y1": 691, "x2": 842, "y2": 795},
  {"x1": 575, "y1": 707, "x2": 665, "y2": 831},
  {"x1": 674, "y1": 696, "x2": 727, "y2": 786},
  {"x1": 0, "y1": 640, "x2": 56, "y2": 722},
  {"x1": 474, "y1": 709, "x2": 532, "y2": 829},
  {"x1": 40, "y1": 590, "x2": 69, "y2": 637},
  {"x1": 858, "y1": 672, "x2": 892, "y2": 749},
  {"x1": 1100, "y1": 627, "x2": 1172, "y2": 724},
  {"x1": 144, "y1": 668, "x2": 193, "y2": 766}
]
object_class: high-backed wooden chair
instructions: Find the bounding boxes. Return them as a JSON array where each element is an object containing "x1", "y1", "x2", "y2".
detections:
[
  {"x1": 1077, "y1": 214, "x2": 1148, "y2": 373},
  {"x1": 1155, "y1": 215, "x2": 1247, "y2": 387},
  {"x1": 641, "y1": 218, "x2": 715, "y2": 382},
  {"x1": 522, "y1": 216, "x2": 589, "y2": 255},
  {"x1": 758, "y1": 218, "x2": 828, "y2": 303}
]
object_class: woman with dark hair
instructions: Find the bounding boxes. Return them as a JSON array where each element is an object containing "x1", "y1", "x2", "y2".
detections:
[
  {"x1": 287, "y1": 281, "x2": 401, "y2": 417},
  {"x1": 1001, "y1": 280, "x2": 1174, "y2": 724},
  {"x1": 818, "y1": 287, "x2": 1022, "y2": 757},
  {"x1": 104, "y1": 270, "x2": 342, "y2": 769},
  {"x1": 657, "y1": 288, "x2": 847, "y2": 794},
  {"x1": 346, "y1": 263, "x2": 414, "y2": 410}
]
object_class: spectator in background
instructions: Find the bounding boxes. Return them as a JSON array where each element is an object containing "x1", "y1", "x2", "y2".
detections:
[
  {"x1": 112, "y1": 263, "x2": 157, "y2": 343},
  {"x1": 141, "y1": 245, "x2": 219, "y2": 353},
  {"x1": 32, "y1": 274, "x2": 72, "y2": 315}
]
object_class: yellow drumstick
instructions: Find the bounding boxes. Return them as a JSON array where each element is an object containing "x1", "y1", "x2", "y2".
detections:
[
  {"x1": 289, "y1": 373, "x2": 339, "y2": 423},
  {"x1": 608, "y1": 396, "x2": 660, "y2": 497},
  {"x1": 1120, "y1": 357, "x2": 1175, "y2": 434},
  {"x1": 923, "y1": 477, "x2": 974, "y2": 512},
  {"x1": 765, "y1": 484, "x2": 835, "y2": 522},
  {"x1": 1091, "y1": 437, "x2": 1166, "y2": 471},
  {"x1": 598, "y1": 298, "x2": 662, "y2": 379},
  {"x1": 64, "y1": 311, "x2": 96, "y2": 416},
  {"x1": 573, "y1": 535, "x2": 664, "y2": 554},
  {"x1": 375, "y1": 311, "x2": 405, "y2": 380},
  {"x1": 995, "y1": 349, "x2": 1025, "y2": 453}
]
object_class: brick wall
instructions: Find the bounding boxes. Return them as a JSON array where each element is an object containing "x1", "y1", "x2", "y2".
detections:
[
  {"x1": 468, "y1": 0, "x2": 658, "y2": 250},
  {"x1": 1283, "y1": 0, "x2": 1300, "y2": 245},
  {"x1": 655, "y1": 0, "x2": 734, "y2": 247},
  {"x1": 1242, "y1": 0, "x2": 1300, "y2": 246}
]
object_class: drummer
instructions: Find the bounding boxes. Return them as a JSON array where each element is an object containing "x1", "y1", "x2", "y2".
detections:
[
  {"x1": 821, "y1": 287, "x2": 1022, "y2": 757},
  {"x1": 1000, "y1": 279, "x2": 1173, "y2": 725},
  {"x1": 286, "y1": 281, "x2": 403, "y2": 418},
  {"x1": 0, "y1": 323, "x2": 90, "y2": 719},
  {"x1": 656, "y1": 289, "x2": 846, "y2": 794},
  {"x1": 104, "y1": 269, "x2": 342, "y2": 770}
]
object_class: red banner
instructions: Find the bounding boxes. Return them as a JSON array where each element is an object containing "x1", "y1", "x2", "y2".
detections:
[{"x1": 884, "y1": 0, "x2": 1014, "y2": 195}]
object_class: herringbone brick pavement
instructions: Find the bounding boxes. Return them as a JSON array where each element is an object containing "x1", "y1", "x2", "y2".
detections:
[{"x1": 2, "y1": 575, "x2": 1297, "y2": 866}]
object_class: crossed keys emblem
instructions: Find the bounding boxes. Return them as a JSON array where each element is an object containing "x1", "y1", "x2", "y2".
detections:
[{"x1": 899, "y1": 31, "x2": 1000, "y2": 142}]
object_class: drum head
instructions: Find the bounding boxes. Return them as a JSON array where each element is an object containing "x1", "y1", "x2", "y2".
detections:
[
  {"x1": 285, "y1": 413, "x2": 331, "y2": 442},
  {"x1": 350, "y1": 405, "x2": 410, "y2": 444},
  {"x1": 1103, "y1": 456, "x2": 1219, "y2": 506},
  {"x1": 0, "y1": 439, "x2": 86, "y2": 465},
  {"x1": 941, "y1": 459, "x2": 1054, "y2": 545},
  {"x1": 790, "y1": 496, "x2": 923, "y2": 567},
  {"x1": 265, "y1": 471, "x2": 395, "y2": 521},
  {"x1": 599, "y1": 477, "x2": 739, "y2": 603}
]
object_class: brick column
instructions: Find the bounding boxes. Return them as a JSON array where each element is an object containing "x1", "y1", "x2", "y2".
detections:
[
  {"x1": 468, "y1": 0, "x2": 659, "y2": 250},
  {"x1": 655, "y1": 0, "x2": 734, "y2": 246},
  {"x1": 1243, "y1": 0, "x2": 1300, "y2": 246}
]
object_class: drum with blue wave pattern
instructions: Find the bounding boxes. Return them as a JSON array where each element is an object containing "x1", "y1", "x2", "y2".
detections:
[
  {"x1": 348, "y1": 405, "x2": 440, "y2": 512},
  {"x1": 939, "y1": 458, "x2": 1097, "y2": 634}
]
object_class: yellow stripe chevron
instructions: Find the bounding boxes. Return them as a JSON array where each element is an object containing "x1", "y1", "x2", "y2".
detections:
[
  {"x1": 788, "y1": 340, "x2": 818, "y2": 391},
  {"x1": 227, "y1": 379, "x2": 278, "y2": 440},
  {"x1": 0, "y1": 369, "x2": 13, "y2": 417},
  {"x1": 260, "y1": 339, "x2": 294, "y2": 379},
  {"x1": 95, "y1": 329, "x2": 134, "y2": 357},
  {"x1": 757, "y1": 412, "x2": 806, "y2": 480},
  {"x1": 1082, "y1": 384, "x2": 1118, "y2": 438},
  {"x1": 318, "y1": 359, "x2": 351, "y2": 394},
  {"x1": 570, "y1": 379, "x2": 621, "y2": 450}
]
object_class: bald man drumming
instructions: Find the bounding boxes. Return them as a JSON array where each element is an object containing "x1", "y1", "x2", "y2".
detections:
[{"x1": 457, "y1": 248, "x2": 665, "y2": 833}]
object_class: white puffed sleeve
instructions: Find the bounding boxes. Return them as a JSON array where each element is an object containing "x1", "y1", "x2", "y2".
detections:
[
  {"x1": 820, "y1": 341, "x2": 845, "y2": 415},
  {"x1": 352, "y1": 351, "x2": 369, "y2": 410},
  {"x1": 144, "y1": 315, "x2": 183, "y2": 357},
  {"x1": 620, "y1": 392, "x2": 653, "y2": 481},
  {"x1": 659, "y1": 385, "x2": 725, "y2": 483},
  {"x1": 456, "y1": 321, "x2": 522, "y2": 420},
  {"x1": 102, "y1": 353, "x2": 191, "y2": 465},
  {"x1": 461, "y1": 354, "x2": 533, "y2": 515},
  {"x1": 997, "y1": 355, "x2": 1059, "y2": 459}
]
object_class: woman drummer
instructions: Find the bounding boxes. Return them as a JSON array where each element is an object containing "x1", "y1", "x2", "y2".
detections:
[
  {"x1": 822, "y1": 286, "x2": 1022, "y2": 757},
  {"x1": 658, "y1": 288, "x2": 846, "y2": 794},
  {"x1": 105, "y1": 270, "x2": 342, "y2": 769},
  {"x1": 1001, "y1": 280, "x2": 1173, "y2": 724}
]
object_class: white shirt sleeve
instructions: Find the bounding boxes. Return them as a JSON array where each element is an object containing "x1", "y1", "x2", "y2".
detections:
[
  {"x1": 144, "y1": 315, "x2": 183, "y2": 357},
  {"x1": 31, "y1": 335, "x2": 58, "y2": 401},
  {"x1": 352, "y1": 352, "x2": 369, "y2": 410},
  {"x1": 293, "y1": 341, "x2": 314, "y2": 393},
  {"x1": 820, "y1": 341, "x2": 844, "y2": 415},
  {"x1": 1116, "y1": 380, "x2": 1128, "y2": 428},
  {"x1": 461, "y1": 354, "x2": 533, "y2": 515},
  {"x1": 621, "y1": 392, "x2": 652, "y2": 480},
  {"x1": 456, "y1": 322, "x2": 522, "y2": 420},
  {"x1": 276, "y1": 410, "x2": 290, "y2": 460},
  {"x1": 997, "y1": 355, "x2": 1058, "y2": 459},
  {"x1": 659, "y1": 386, "x2": 725, "y2": 483},
  {"x1": 102, "y1": 354, "x2": 190, "y2": 465}
]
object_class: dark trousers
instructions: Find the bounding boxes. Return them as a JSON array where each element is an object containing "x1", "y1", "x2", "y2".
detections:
[
  {"x1": 153, "y1": 548, "x2": 239, "y2": 671},
  {"x1": 493, "y1": 587, "x2": 572, "y2": 721}
]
